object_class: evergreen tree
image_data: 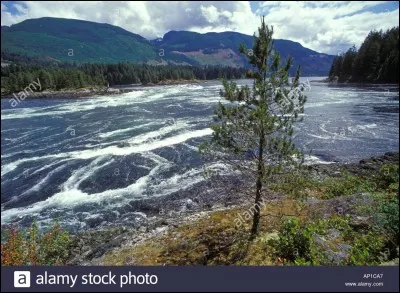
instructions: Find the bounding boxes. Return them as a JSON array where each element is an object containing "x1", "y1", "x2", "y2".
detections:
[
  {"x1": 1, "y1": 59, "x2": 248, "y2": 94},
  {"x1": 329, "y1": 26, "x2": 399, "y2": 83},
  {"x1": 341, "y1": 46, "x2": 357, "y2": 81},
  {"x1": 200, "y1": 17, "x2": 307, "y2": 238}
]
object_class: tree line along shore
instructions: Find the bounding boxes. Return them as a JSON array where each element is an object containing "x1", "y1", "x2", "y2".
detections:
[{"x1": 1, "y1": 60, "x2": 248, "y2": 97}]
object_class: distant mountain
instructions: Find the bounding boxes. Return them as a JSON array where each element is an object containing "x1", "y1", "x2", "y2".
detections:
[
  {"x1": 1, "y1": 17, "x2": 335, "y2": 76},
  {"x1": 1, "y1": 17, "x2": 157, "y2": 63},
  {"x1": 153, "y1": 31, "x2": 335, "y2": 75}
]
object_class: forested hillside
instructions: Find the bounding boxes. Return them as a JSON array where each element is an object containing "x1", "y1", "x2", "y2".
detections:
[
  {"x1": 1, "y1": 62, "x2": 247, "y2": 94},
  {"x1": 328, "y1": 27, "x2": 399, "y2": 83},
  {"x1": 1, "y1": 17, "x2": 335, "y2": 76},
  {"x1": 1, "y1": 17, "x2": 158, "y2": 63}
]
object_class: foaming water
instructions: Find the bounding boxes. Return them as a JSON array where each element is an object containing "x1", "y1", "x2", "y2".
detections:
[{"x1": 1, "y1": 78, "x2": 399, "y2": 230}]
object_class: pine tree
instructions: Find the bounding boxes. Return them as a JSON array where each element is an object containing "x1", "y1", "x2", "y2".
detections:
[
  {"x1": 341, "y1": 46, "x2": 357, "y2": 81},
  {"x1": 329, "y1": 27, "x2": 399, "y2": 83},
  {"x1": 200, "y1": 17, "x2": 307, "y2": 238}
]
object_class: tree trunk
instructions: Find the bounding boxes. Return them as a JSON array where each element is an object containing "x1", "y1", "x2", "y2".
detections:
[{"x1": 250, "y1": 132, "x2": 264, "y2": 239}]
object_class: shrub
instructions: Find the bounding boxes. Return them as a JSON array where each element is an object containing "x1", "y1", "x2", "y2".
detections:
[
  {"x1": 268, "y1": 218, "x2": 314, "y2": 263},
  {"x1": 348, "y1": 232, "x2": 386, "y2": 265},
  {"x1": 321, "y1": 172, "x2": 375, "y2": 198},
  {"x1": 371, "y1": 192, "x2": 399, "y2": 261},
  {"x1": 0, "y1": 226, "x2": 26, "y2": 266},
  {"x1": 271, "y1": 171, "x2": 378, "y2": 200},
  {"x1": 270, "y1": 172, "x2": 318, "y2": 200},
  {"x1": 375, "y1": 164, "x2": 399, "y2": 190},
  {"x1": 1, "y1": 221, "x2": 72, "y2": 266},
  {"x1": 375, "y1": 193, "x2": 399, "y2": 239},
  {"x1": 269, "y1": 216, "x2": 388, "y2": 265}
]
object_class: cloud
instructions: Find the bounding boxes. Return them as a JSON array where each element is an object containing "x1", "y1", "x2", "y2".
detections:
[
  {"x1": 1, "y1": 1, "x2": 258, "y2": 37},
  {"x1": 1, "y1": 1, "x2": 399, "y2": 54},
  {"x1": 257, "y1": 1, "x2": 399, "y2": 54}
]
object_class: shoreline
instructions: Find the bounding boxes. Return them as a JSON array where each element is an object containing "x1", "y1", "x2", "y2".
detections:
[
  {"x1": 66, "y1": 151, "x2": 398, "y2": 265},
  {"x1": 0, "y1": 151, "x2": 398, "y2": 265},
  {"x1": 0, "y1": 79, "x2": 206, "y2": 100},
  {"x1": 4, "y1": 76, "x2": 381, "y2": 100},
  {"x1": 0, "y1": 87, "x2": 133, "y2": 100},
  {"x1": 2, "y1": 77, "x2": 398, "y2": 101},
  {"x1": 319, "y1": 77, "x2": 400, "y2": 85}
]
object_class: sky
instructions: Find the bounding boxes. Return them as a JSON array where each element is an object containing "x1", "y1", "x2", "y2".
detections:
[{"x1": 1, "y1": 1, "x2": 399, "y2": 54}]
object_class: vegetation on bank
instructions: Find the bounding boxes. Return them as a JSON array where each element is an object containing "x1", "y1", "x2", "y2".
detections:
[
  {"x1": 328, "y1": 26, "x2": 399, "y2": 83},
  {"x1": 1, "y1": 60, "x2": 247, "y2": 94},
  {"x1": 100, "y1": 164, "x2": 399, "y2": 266},
  {"x1": 1, "y1": 163, "x2": 398, "y2": 266},
  {"x1": 1, "y1": 221, "x2": 72, "y2": 266}
]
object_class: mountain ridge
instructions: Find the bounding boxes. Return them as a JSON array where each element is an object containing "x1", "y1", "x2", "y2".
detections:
[{"x1": 1, "y1": 17, "x2": 335, "y2": 75}]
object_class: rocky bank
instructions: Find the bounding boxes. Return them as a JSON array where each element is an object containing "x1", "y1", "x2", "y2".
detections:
[{"x1": 66, "y1": 151, "x2": 399, "y2": 265}]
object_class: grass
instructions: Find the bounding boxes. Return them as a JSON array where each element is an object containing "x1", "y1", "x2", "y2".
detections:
[
  {"x1": 100, "y1": 164, "x2": 399, "y2": 266},
  {"x1": 270, "y1": 164, "x2": 398, "y2": 199},
  {"x1": 101, "y1": 199, "x2": 321, "y2": 266}
]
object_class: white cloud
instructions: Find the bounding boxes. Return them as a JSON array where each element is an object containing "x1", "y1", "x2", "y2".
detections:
[
  {"x1": 257, "y1": 1, "x2": 399, "y2": 53},
  {"x1": 1, "y1": 1, "x2": 399, "y2": 54},
  {"x1": 201, "y1": 5, "x2": 220, "y2": 23},
  {"x1": 1, "y1": 1, "x2": 257, "y2": 37}
]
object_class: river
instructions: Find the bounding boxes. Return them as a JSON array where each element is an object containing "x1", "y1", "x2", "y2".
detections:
[{"x1": 1, "y1": 77, "x2": 398, "y2": 230}]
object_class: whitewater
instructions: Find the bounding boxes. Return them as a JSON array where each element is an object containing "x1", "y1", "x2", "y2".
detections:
[{"x1": 1, "y1": 78, "x2": 399, "y2": 230}]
